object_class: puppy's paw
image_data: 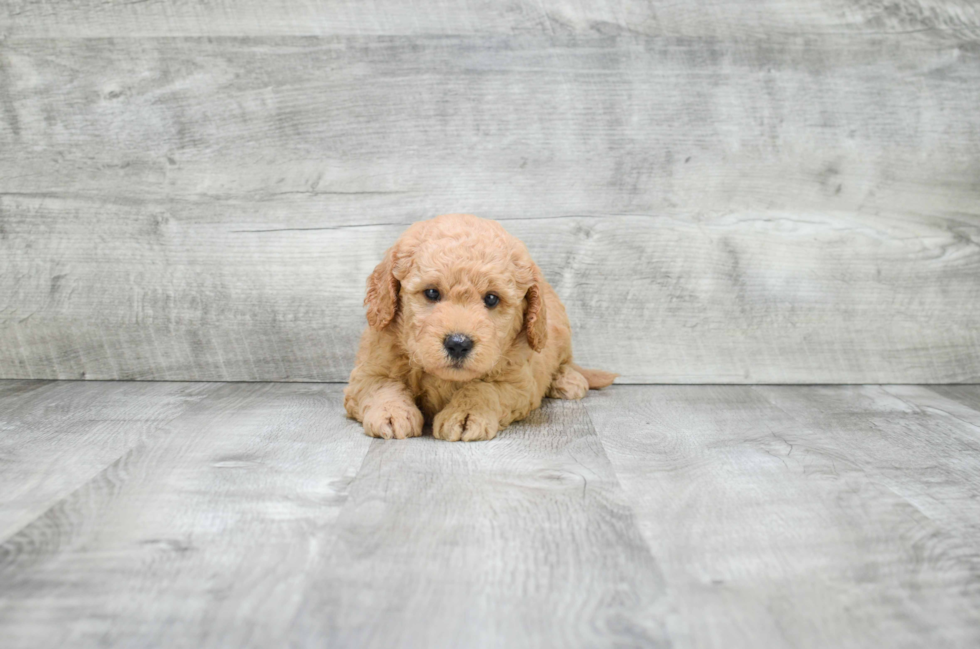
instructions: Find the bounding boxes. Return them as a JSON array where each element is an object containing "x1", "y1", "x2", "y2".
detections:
[
  {"x1": 362, "y1": 399, "x2": 424, "y2": 440},
  {"x1": 547, "y1": 366, "x2": 589, "y2": 400},
  {"x1": 433, "y1": 408, "x2": 500, "y2": 442}
]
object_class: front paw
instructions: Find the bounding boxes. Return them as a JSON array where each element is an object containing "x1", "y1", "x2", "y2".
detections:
[
  {"x1": 362, "y1": 400, "x2": 424, "y2": 440},
  {"x1": 433, "y1": 407, "x2": 500, "y2": 442}
]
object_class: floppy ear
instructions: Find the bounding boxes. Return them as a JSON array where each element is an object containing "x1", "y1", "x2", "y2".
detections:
[
  {"x1": 364, "y1": 246, "x2": 400, "y2": 330},
  {"x1": 523, "y1": 265, "x2": 548, "y2": 352}
]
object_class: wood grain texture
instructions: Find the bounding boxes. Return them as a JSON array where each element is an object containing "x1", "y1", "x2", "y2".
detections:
[
  {"x1": 584, "y1": 385, "x2": 980, "y2": 648},
  {"x1": 3, "y1": 35, "x2": 978, "y2": 212},
  {"x1": 3, "y1": 381, "x2": 980, "y2": 647},
  {"x1": 2, "y1": 0, "x2": 978, "y2": 38},
  {"x1": 928, "y1": 385, "x2": 980, "y2": 412},
  {"x1": 758, "y1": 384, "x2": 980, "y2": 555},
  {"x1": 289, "y1": 398, "x2": 668, "y2": 649},
  {"x1": 0, "y1": 382, "x2": 373, "y2": 648},
  {"x1": 1, "y1": 8, "x2": 979, "y2": 383},
  {"x1": 0, "y1": 383, "x2": 668, "y2": 648},
  {"x1": 0, "y1": 380, "x2": 218, "y2": 541},
  {"x1": 2, "y1": 206, "x2": 978, "y2": 383}
]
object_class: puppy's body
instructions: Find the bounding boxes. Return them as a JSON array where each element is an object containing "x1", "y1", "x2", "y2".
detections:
[{"x1": 344, "y1": 214, "x2": 614, "y2": 441}]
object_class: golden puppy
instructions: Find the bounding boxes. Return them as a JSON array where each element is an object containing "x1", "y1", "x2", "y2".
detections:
[{"x1": 344, "y1": 214, "x2": 616, "y2": 441}]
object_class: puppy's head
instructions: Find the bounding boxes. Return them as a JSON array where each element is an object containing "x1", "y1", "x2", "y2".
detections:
[{"x1": 364, "y1": 214, "x2": 548, "y2": 381}]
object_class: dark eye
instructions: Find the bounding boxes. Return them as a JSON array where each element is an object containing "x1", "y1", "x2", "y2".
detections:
[
  {"x1": 423, "y1": 288, "x2": 440, "y2": 302},
  {"x1": 484, "y1": 293, "x2": 500, "y2": 308}
]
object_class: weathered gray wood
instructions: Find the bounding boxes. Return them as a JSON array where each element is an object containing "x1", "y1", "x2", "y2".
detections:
[
  {"x1": 758, "y1": 384, "x2": 980, "y2": 554},
  {"x1": 1, "y1": 206, "x2": 978, "y2": 383},
  {"x1": 584, "y1": 385, "x2": 980, "y2": 648},
  {"x1": 1, "y1": 14, "x2": 979, "y2": 383},
  {"x1": 3, "y1": 381, "x2": 980, "y2": 647},
  {"x1": 0, "y1": 385, "x2": 666, "y2": 648},
  {"x1": 0, "y1": 380, "x2": 218, "y2": 541},
  {"x1": 928, "y1": 385, "x2": 980, "y2": 413},
  {"x1": 3, "y1": 35, "x2": 978, "y2": 212},
  {"x1": 289, "y1": 399, "x2": 669, "y2": 649},
  {"x1": 889, "y1": 385, "x2": 980, "y2": 437},
  {"x1": 0, "y1": 382, "x2": 373, "y2": 648},
  {"x1": 2, "y1": 0, "x2": 978, "y2": 38}
]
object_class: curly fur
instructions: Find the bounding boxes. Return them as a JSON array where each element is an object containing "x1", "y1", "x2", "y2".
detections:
[{"x1": 344, "y1": 214, "x2": 616, "y2": 442}]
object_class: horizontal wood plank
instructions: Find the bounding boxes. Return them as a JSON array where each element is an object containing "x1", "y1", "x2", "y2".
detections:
[
  {"x1": 2, "y1": 1, "x2": 979, "y2": 39},
  {"x1": 1, "y1": 206, "x2": 977, "y2": 382},
  {"x1": 2, "y1": 35, "x2": 978, "y2": 215}
]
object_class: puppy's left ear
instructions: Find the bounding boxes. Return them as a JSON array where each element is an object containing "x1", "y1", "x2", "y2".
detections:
[
  {"x1": 365, "y1": 245, "x2": 400, "y2": 330},
  {"x1": 524, "y1": 264, "x2": 549, "y2": 352}
]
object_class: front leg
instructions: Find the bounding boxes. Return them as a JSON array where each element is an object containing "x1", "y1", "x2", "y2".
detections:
[
  {"x1": 433, "y1": 380, "x2": 535, "y2": 442},
  {"x1": 344, "y1": 376, "x2": 423, "y2": 440}
]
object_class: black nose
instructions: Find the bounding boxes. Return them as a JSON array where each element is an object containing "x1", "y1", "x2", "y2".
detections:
[{"x1": 443, "y1": 333, "x2": 474, "y2": 361}]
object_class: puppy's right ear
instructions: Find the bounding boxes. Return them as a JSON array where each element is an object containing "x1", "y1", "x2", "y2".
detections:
[{"x1": 365, "y1": 246, "x2": 400, "y2": 330}]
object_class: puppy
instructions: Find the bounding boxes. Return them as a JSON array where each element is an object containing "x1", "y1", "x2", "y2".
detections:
[{"x1": 344, "y1": 214, "x2": 616, "y2": 441}]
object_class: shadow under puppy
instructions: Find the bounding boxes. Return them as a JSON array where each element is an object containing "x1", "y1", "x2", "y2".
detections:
[{"x1": 345, "y1": 213, "x2": 616, "y2": 441}]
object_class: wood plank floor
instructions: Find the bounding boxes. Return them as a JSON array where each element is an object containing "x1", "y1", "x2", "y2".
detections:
[{"x1": 1, "y1": 381, "x2": 979, "y2": 648}]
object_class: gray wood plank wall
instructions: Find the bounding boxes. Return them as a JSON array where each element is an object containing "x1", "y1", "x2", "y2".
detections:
[{"x1": 1, "y1": 2, "x2": 978, "y2": 383}]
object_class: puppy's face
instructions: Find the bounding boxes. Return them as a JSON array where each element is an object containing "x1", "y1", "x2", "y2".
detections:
[
  {"x1": 364, "y1": 215, "x2": 548, "y2": 382},
  {"x1": 399, "y1": 251, "x2": 524, "y2": 381}
]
